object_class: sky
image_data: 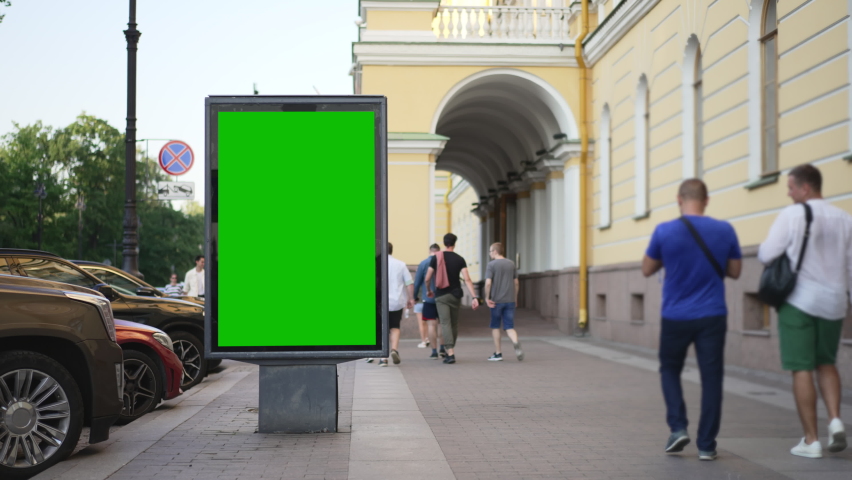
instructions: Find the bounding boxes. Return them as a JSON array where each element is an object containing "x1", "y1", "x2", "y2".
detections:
[{"x1": 0, "y1": 0, "x2": 360, "y2": 207}]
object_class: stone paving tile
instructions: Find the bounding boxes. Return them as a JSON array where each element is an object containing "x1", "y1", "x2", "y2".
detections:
[
  {"x1": 393, "y1": 307, "x2": 851, "y2": 480},
  {"x1": 105, "y1": 361, "x2": 355, "y2": 480}
]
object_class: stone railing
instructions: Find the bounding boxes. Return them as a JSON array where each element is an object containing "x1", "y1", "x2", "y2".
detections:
[{"x1": 434, "y1": 6, "x2": 573, "y2": 43}]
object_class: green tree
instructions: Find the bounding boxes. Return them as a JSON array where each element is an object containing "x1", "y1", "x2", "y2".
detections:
[
  {"x1": 0, "y1": 1, "x2": 11, "y2": 25},
  {"x1": 0, "y1": 114, "x2": 205, "y2": 286}
]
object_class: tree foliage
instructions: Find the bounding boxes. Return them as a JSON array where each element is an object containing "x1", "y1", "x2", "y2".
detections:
[
  {"x1": 0, "y1": 1, "x2": 11, "y2": 25},
  {"x1": 0, "y1": 115, "x2": 204, "y2": 287}
]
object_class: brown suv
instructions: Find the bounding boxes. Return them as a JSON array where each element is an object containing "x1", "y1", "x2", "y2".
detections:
[{"x1": 0, "y1": 273, "x2": 124, "y2": 479}]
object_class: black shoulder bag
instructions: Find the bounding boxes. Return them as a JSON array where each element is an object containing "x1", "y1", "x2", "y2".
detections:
[
  {"x1": 758, "y1": 203, "x2": 813, "y2": 308},
  {"x1": 679, "y1": 217, "x2": 725, "y2": 279}
]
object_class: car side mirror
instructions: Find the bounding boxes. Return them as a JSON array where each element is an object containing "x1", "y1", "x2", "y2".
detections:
[
  {"x1": 97, "y1": 284, "x2": 120, "y2": 301},
  {"x1": 136, "y1": 286, "x2": 159, "y2": 297}
]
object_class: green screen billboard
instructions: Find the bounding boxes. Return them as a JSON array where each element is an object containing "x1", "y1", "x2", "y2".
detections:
[{"x1": 205, "y1": 96, "x2": 387, "y2": 360}]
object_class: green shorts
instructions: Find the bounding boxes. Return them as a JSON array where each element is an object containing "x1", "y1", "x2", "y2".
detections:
[{"x1": 778, "y1": 303, "x2": 844, "y2": 371}]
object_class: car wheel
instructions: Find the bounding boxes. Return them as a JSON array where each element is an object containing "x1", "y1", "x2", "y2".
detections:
[
  {"x1": 0, "y1": 351, "x2": 84, "y2": 480},
  {"x1": 115, "y1": 350, "x2": 163, "y2": 425},
  {"x1": 170, "y1": 331, "x2": 207, "y2": 390}
]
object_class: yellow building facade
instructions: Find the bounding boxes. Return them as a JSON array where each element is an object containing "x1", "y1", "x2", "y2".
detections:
[{"x1": 353, "y1": 0, "x2": 852, "y2": 380}]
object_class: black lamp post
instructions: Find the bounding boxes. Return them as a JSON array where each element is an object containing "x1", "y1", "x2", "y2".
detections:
[
  {"x1": 34, "y1": 183, "x2": 46, "y2": 250},
  {"x1": 122, "y1": 0, "x2": 143, "y2": 278}
]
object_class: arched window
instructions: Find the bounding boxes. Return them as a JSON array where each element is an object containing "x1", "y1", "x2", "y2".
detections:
[
  {"x1": 634, "y1": 75, "x2": 649, "y2": 217},
  {"x1": 599, "y1": 104, "x2": 611, "y2": 228},
  {"x1": 694, "y1": 48, "x2": 704, "y2": 178},
  {"x1": 761, "y1": 0, "x2": 778, "y2": 173}
]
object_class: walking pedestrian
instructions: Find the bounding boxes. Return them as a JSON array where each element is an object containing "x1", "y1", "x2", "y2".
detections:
[
  {"x1": 163, "y1": 273, "x2": 184, "y2": 297},
  {"x1": 413, "y1": 247, "x2": 432, "y2": 348},
  {"x1": 381, "y1": 242, "x2": 414, "y2": 367},
  {"x1": 184, "y1": 255, "x2": 205, "y2": 298},
  {"x1": 484, "y1": 242, "x2": 523, "y2": 361},
  {"x1": 758, "y1": 164, "x2": 850, "y2": 458},
  {"x1": 414, "y1": 244, "x2": 446, "y2": 359},
  {"x1": 425, "y1": 233, "x2": 480, "y2": 364},
  {"x1": 642, "y1": 179, "x2": 742, "y2": 461}
]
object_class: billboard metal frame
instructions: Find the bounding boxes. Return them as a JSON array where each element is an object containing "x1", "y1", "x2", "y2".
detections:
[{"x1": 204, "y1": 95, "x2": 388, "y2": 361}]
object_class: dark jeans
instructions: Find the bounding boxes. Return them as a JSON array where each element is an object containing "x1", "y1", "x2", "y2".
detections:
[{"x1": 659, "y1": 315, "x2": 727, "y2": 452}]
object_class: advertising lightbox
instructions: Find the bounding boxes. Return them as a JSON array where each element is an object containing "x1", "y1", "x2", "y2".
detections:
[{"x1": 204, "y1": 96, "x2": 388, "y2": 360}]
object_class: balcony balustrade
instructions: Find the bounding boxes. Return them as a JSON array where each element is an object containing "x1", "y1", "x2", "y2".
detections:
[{"x1": 434, "y1": 5, "x2": 573, "y2": 44}]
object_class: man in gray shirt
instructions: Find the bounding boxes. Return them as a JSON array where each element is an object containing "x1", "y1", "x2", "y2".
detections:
[{"x1": 484, "y1": 242, "x2": 523, "y2": 361}]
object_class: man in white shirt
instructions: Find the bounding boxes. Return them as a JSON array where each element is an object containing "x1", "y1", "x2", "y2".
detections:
[
  {"x1": 382, "y1": 242, "x2": 414, "y2": 367},
  {"x1": 759, "y1": 164, "x2": 851, "y2": 458},
  {"x1": 184, "y1": 255, "x2": 205, "y2": 298}
]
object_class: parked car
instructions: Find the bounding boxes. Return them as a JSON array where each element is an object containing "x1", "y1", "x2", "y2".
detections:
[
  {"x1": 73, "y1": 261, "x2": 216, "y2": 370},
  {"x1": 0, "y1": 249, "x2": 209, "y2": 389},
  {"x1": 72, "y1": 260, "x2": 204, "y2": 306},
  {"x1": 115, "y1": 319, "x2": 183, "y2": 424},
  {"x1": 0, "y1": 273, "x2": 123, "y2": 479}
]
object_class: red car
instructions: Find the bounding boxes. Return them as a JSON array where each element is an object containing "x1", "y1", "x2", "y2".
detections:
[{"x1": 115, "y1": 319, "x2": 183, "y2": 424}]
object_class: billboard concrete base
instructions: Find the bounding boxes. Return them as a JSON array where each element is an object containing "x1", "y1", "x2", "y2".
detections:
[{"x1": 258, "y1": 364, "x2": 338, "y2": 434}]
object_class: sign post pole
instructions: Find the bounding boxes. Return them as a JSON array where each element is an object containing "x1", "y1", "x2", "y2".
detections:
[{"x1": 205, "y1": 96, "x2": 388, "y2": 434}]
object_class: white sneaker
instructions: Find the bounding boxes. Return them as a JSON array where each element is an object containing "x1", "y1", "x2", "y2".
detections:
[
  {"x1": 790, "y1": 438, "x2": 822, "y2": 458},
  {"x1": 417, "y1": 341, "x2": 428, "y2": 348},
  {"x1": 828, "y1": 418, "x2": 847, "y2": 453}
]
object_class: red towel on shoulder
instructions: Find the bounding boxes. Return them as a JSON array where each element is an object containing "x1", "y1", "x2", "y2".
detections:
[{"x1": 435, "y1": 251, "x2": 450, "y2": 289}]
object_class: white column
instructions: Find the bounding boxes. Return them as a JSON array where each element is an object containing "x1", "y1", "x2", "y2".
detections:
[
  {"x1": 531, "y1": 186, "x2": 547, "y2": 273},
  {"x1": 506, "y1": 201, "x2": 517, "y2": 264},
  {"x1": 564, "y1": 164, "x2": 581, "y2": 267},
  {"x1": 480, "y1": 215, "x2": 489, "y2": 277},
  {"x1": 547, "y1": 173, "x2": 565, "y2": 271},
  {"x1": 515, "y1": 193, "x2": 530, "y2": 274}
]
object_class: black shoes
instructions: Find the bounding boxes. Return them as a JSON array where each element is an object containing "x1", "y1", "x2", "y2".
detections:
[{"x1": 443, "y1": 354, "x2": 456, "y2": 364}]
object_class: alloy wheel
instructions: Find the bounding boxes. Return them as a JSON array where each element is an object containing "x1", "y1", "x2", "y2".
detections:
[
  {"x1": 173, "y1": 339, "x2": 202, "y2": 387},
  {"x1": 0, "y1": 369, "x2": 71, "y2": 469},
  {"x1": 122, "y1": 359, "x2": 157, "y2": 418}
]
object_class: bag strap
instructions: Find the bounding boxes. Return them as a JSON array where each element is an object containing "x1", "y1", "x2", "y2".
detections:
[
  {"x1": 795, "y1": 202, "x2": 813, "y2": 272},
  {"x1": 679, "y1": 216, "x2": 725, "y2": 279}
]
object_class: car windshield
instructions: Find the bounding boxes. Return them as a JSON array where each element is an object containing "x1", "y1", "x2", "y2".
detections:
[
  {"x1": 84, "y1": 267, "x2": 142, "y2": 293},
  {"x1": 111, "y1": 285, "x2": 136, "y2": 296},
  {"x1": 16, "y1": 257, "x2": 96, "y2": 288}
]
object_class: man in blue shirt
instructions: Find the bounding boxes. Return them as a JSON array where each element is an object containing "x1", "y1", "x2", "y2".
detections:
[
  {"x1": 642, "y1": 179, "x2": 742, "y2": 461},
  {"x1": 413, "y1": 244, "x2": 445, "y2": 359}
]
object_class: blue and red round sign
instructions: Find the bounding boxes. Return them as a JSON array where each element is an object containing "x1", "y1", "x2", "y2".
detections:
[{"x1": 158, "y1": 141, "x2": 194, "y2": 176}]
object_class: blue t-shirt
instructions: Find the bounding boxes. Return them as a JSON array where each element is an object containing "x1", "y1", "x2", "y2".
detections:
[
  {"x1": 412, "y1": 257, "x2": 436, "y2": 304},
  {"x1": 646, "y1": 215, "x2": 741, "y2": 320}
]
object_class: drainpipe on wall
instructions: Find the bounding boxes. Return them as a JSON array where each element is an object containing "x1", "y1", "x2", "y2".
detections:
[
  {"x1": 575, "y1": 0, "x2": 590, "y2": 333},
  {"x1": 444, "y1": 175, "x2": 452, "y2": 235}
]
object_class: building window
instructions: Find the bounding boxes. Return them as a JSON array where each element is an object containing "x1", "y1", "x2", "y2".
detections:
[
  {"x1": 595, "y1": 293, "x2": 607, "y2": 320},
  {"x1": 761, "y1": 0, "x2": 778, "y2": 174},
  {"x1": 599, "y1": 104, "x2": 611, "y2": 228},
  {"x1": 634, "y1": 75, "x2": 649, "y2": 217},
  {"x1": 694, "y1": 48, "x2": 704, "y2": 179},
  {"x1": 744, "y1": 293, "x2": 771, "y2": 331},
  {"x1": 630, "y1": 293, "x2": 645, "y2": 324}
]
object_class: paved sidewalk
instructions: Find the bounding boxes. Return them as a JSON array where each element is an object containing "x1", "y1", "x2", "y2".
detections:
[{"x1": 33, "y1": 307, "x2": 852, "y2": 479}]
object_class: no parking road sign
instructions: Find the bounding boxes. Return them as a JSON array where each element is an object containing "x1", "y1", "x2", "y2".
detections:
[{"x1": 158, "y1": 140, "x2": 195, "y2": 176}]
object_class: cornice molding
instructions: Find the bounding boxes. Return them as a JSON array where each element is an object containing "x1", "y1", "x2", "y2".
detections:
[
  {"x1": 447, "y1": 177, "x2": 471, "y2": 203},
  {"x1": 388, "y1": 138, "x2": 447, "y2": 155},
  {"x1": 360, "y1": 30, "x2": 437, "y2": 42},
  {"x1": 361, "y1": 1, "x2": 440, "y2": 13},
  {"x1": 354, "y1": 42, "x2": 578, "y2": 67},
  {"x1": 583, "y1": 0, "x2": 661, "y2": 67}
]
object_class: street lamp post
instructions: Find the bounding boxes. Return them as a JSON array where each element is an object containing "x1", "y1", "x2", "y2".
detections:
[
  {"x1": 122, "y1": 0, "x2": 143, "y2": 278},
  {"x1": 34, "y1": 183, "x2": 46, "y2": 250},
  {"x1": 76, "y1": 194, "x2": 86, "y2": 260}
]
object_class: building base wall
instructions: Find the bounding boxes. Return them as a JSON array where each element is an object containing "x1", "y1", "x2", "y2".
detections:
[{"x1": 520, "y1": 247, "x2": 852, "y2": 385}]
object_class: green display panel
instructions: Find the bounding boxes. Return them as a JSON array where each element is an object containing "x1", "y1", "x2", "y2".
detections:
[{"x1": 205, "y1": 97, "x2": 387, "y2": 360}]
